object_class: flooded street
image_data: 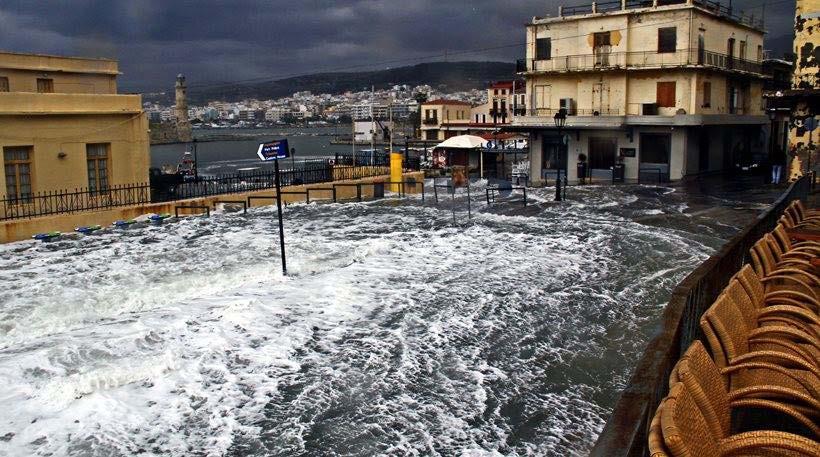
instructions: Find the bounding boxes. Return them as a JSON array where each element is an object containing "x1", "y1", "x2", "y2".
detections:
[{"x1": 0, "y1": 178, "x2": 780, "y2": 456}]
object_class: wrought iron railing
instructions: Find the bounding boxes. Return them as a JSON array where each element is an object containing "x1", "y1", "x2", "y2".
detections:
[
  {"x1": 589, "y1": 175, "x2": 811, "y2": 456},
  {"x1": 516, "y1": 48, "x2": 762, "y2": 75},
  {"x1": 0, "y1": 153, "x2": 420, "y2": 221}
]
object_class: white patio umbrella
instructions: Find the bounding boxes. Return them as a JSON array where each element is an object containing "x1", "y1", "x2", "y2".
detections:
[
  {"x1": 434, "y1": 135, "x2": 490, "y2": 178},
  {"x1": 434, "y1": 135, "x2": 488, "y2": 149}
]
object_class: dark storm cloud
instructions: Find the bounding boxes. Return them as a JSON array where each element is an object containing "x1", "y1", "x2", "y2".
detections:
[{"x1": 0, "y1": 0, "x2": 797, "y2": 93}]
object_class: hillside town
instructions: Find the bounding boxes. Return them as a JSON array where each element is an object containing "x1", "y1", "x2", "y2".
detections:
[
  {"x1": 0, "y1": 0, "x2": 818, "y2": 456},
  {"x1": 143, "y1": 85, "x2": 486, "y2": 127}
]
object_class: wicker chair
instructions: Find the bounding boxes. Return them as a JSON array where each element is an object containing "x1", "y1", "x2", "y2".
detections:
[
  {"x1": 660, "y1": 382, "x2": 819, "y2": 456},
  {"x1": 674, "y1": 341, "x2": 819, "y2": 437},
  {"x1": 792, "y1": 200, "x2": 820, "y2": 220},
  {"x1": 649, "y1": 398, "x2": 672, "y2": 457},
  {"x1": 723, "y1": 277, "x2": 819, "y2": 339},
  {"x1": 785, "y1": 200, "x2": 820, "y2": 228},
  {"x1": 734, "y1": 264, "x2": 819, "y2": 315},
  {"x1": 771, "y1": 224, "x2": 820, "y2": 257},
  {"x1": 749, "y1": 237, "x2": 819, "y2": 296},
  {"x1": 701, "y1": 294, "x2": 819, "y2": 369}
]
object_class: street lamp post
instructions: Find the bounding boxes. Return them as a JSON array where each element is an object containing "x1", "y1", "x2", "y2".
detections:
[
  {"x1": 191, "y1": 138, "x2": 199, "y2": 180},
  {"x1": 553, "y1": 109, "x2": 567, "y2": 202}
]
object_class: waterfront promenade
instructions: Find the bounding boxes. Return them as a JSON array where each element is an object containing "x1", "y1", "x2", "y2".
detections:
[{"x1": 0, "y1": 175, "x2": 793, "y2": 455}]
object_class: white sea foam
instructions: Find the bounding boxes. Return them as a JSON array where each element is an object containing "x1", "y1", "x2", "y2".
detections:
[{"x1": 0, "y1": 184, "x2": 742, "y2": 456}]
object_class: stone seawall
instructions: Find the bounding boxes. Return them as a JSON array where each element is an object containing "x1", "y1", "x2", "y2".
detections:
[{"x1": 0, "y1": 172, "x2": 424, "y2": 244}]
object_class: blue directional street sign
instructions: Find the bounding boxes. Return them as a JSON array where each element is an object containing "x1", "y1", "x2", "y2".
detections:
[{"x1": 257, "y1": 139, "x2": 290, "y2": 161}]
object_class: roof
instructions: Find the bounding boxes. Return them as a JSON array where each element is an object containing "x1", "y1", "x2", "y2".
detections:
[
  {"x1": 423, "y1": 99, "x2": 472, "y2": 106},
  {"x1": 489, "y1": 80, "x2": 525, "y2": 90}
]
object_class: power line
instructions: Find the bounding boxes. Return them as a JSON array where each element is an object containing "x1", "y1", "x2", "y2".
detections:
[{"x1": 152, "y1": 0, "x2": 790, "y2": 94}]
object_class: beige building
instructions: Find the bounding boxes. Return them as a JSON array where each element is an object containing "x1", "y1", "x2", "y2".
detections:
[
  {"x1": 421, "y1": 82, "x2": 529, "y2": 142},
  {"x1": 419, "y1": 99, "x2": 473, "y2": 141},
  {"x1": 510, "y1": 0, "x2": 768, "y2": 184},
  {"x1": 470, "y1": 81, "x2": 528, "y2": 125},
  {"x1": 0, "y1": 51, "x2": 149, "y2": 207}
]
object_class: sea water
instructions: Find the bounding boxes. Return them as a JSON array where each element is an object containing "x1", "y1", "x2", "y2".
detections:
[{"x1": 0, "y1": 182, "x2": 766, "y2": 456}]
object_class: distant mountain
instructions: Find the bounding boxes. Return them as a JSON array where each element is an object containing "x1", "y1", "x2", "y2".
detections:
[{"x1": 169, "y1": 61, "x2": 516, "y2": 104}]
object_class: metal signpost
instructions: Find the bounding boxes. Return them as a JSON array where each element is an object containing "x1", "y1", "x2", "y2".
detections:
[{"x1": 257, "y1": 139, "x2": 290, "y2": 275}]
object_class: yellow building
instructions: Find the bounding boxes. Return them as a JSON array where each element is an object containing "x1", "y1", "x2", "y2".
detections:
[
  {"x1": 787, "y1": 0, "x2": 819, "y2": 179},
  {"x1": 0, "y1": 52, "x2": 149, "y2": 207},
  {"x1": 511, "y1": 0, "x2": 768, "y2": 184},
  {"x1": 419, "y1": 99, "x2": 473, "y2": 141}
]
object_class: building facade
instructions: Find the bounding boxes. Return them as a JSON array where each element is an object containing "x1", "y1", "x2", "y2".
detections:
[
  {"x1": 419, "y1": 99, "x2": 473, "y2": 141},
  {"x1": 511, "y1": 0, "x2": 768, "y2": 184},
  {"x1": 471, "y1": 81, "x2": 527, "y2": 125},
  {"x1": 786, "y1": 0, "x2": 819, "y2": 180},
  {"x1": 0, "y1": 52, "x2": 149, "y2": 205}
]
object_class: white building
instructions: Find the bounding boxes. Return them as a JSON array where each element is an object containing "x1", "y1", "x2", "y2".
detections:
[{"x1": 510, "y1": 0, "x2": 768, "y2": 184}]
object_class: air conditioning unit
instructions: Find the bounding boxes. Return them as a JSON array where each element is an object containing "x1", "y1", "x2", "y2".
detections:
[
  {"x1": 642, "y1": 103, "x2": 658, "y2": 115},
  {"x1": 560, "y1": 98, "x2": 576, "y2": 115}
]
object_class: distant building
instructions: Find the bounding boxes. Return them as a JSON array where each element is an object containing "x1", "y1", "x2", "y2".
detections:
[
  {"x1": 354, "y1": 119, "x2": 393, "y2": 143},
  {"x1": 351, "y1": 103, "x2": 389, "y2": 120},
  {"x1": 471, "y1": 81, "x2": 527, "y2": 125},
  {"x1": 0, "y1": 51, "x2": 149, "y2": 204},
  {"x1": 511, "y1": 0, "x2": 768, "y2": 184},
  {"x1": 419, "y1": 99, "x2": 473, "y2": 141}
]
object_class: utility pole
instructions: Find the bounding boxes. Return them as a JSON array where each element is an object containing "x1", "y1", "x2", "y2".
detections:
[{"x1": 370, "y1": 85, "x2": 375, "y2": 165}]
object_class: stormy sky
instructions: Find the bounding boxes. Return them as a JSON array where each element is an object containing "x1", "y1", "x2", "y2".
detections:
[{"x1": 0, "y1": 0, "x2": 796, "y2": 93}]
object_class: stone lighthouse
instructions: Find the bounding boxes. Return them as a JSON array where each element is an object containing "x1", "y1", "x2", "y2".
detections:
[{"x1": 174, "y1": 74, "x2": 193, "y2": 142}]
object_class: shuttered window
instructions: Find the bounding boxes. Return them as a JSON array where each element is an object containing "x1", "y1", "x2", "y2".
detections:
[
  {"x1": 0, "y1": 77, "x2": 8, "y2": 92},
  {"x1": 658, "y1": 27, "x2": 677, "y2": 53},
  {"x1": 656, "y1": 82, "x2": 676, "y2": 107},
  {"x1": 36, "y1": 78, "x2": 54, "y2": 93},
  {"x1": 86, "y1": 143, "x2": 110, "y2": 193},
  {"x1": 4, "y1": 146, "x2": 33, "y2": 203},
  {"x1": 536, "y1": 38, "x2": 551, "y2": 60}
]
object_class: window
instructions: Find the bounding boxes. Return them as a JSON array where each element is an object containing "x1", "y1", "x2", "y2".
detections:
[
  {"x1": 594, "y1": 32, "x2": 612, "y2": 66},
  {"x1": 757, "y1": 45, "x2": 763, "y2": 61},
  {"x1": 658, "y1": 27, "x2": 677, "y2": 53},
  {"x1": 536, "y1": 37, "x2": 551, "y2": 60},
  {"x1": 702, "y1": 81, "x2": 711, "y2": 108},
  {"x1": 0, "y1": 77, "x2": 8, "y2": 92},
  {"x1": 4, "y1": 146, "x2": 33, "y2": 203},
  {"x1": 593, "y1": 32, "x2": 611, "y2": 47},
  {"x1": 86, "y1": 143, "x2": 110, "y2": 192},
  {"x1": 739, "y1": 41, "x2": 747, "y2": 60},
  {"x1": 36, "y1": 78, "x2": 54, "y2": 93},
  {"x1": 656, "y1": 82, "x2": 676, "y2": 107}
]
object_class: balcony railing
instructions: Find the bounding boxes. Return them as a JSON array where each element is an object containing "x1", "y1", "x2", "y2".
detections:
[
  {"x1": 422, "y1": 118, "x2": 439, "y2": 125},
  {"x1": 554, "y1": 0, "x2": 764, "y2": 29},
  {"x1": 517, "y1": 48, "x2": 762, "y2": 75},
  {"x1": 522, "y1": 108, "x2": 621, "y2": 116}
]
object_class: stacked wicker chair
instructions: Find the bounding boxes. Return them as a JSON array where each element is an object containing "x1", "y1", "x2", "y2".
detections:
[{"x1": 649, "y1": 200, "x2": 820, "y2": 456}]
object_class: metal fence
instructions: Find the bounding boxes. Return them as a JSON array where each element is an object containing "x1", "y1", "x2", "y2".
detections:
[
  {"x1": 0, "y1": 153, "x2": 417, "y2": 221},
  {"x1": 589, "y1": 175, "x2": 811, "y2": 457},
  {"x1": 517, "y1": 48, "x2": 763, "y2": 75}
]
